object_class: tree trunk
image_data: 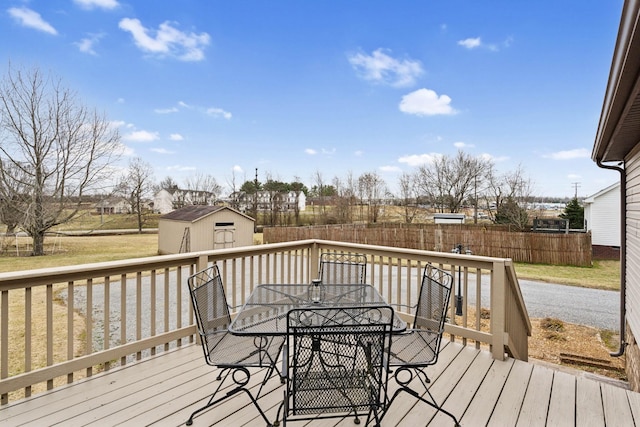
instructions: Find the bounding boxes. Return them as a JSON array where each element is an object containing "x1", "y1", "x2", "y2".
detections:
[{"x1": 32, "y1": 231, "x2": 45, "y2": 256}]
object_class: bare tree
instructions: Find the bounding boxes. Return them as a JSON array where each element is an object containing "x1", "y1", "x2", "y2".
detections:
[
  {"x1": 312, "y1": 170, "x2": 327, "y2": 222},
  {"x1": 358, "y1": 171, "x2": 386, "y2": 223},
  {"x1": 485, "y1": 164, "x2": 535, "y2": 230},
  {"x1": 398, "y1": 171, "x2": 420, "y2": 223},
  {"x1": 114, "y1": 157, "x2": 155, "y2": 232},
  {"x1": 184, "y1": 172, "x2": 222, "y2": 202},
  {"x1": 417, "y1": 150, "x2": 490, "y2": 213},
  {"x1": 0, "y1": 65, "x2": 121, "y2": 255}
]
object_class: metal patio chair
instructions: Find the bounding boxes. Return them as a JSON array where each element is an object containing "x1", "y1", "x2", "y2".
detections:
[
  {"x1": 318, "y1": 251, "x2": 367, "y2": 284},
  {"x1": 186, "y1": 265, "x2": 285, "y2": 426},
  {"x1": 380, "y1": 264, "x2": 460, "y2": 426},
  {"x1": 275, "y1": 305, "x2": 394, "y2": 426}
]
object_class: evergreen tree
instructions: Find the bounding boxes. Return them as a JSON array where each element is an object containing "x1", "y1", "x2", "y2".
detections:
[{"x1": 560, "y1": 197, "x2": 584, "y2": 229}]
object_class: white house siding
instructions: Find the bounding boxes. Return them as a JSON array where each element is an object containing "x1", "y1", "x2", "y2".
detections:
[
  {"x1": 583, "y1": 183, "x2": 620, "y2": 246},
  {"x1": 626, "y1": 145, "x2": 640, "y2": 390},
  {"x1": 154, "y1": 189, "x2": 175, "y2": 214}
]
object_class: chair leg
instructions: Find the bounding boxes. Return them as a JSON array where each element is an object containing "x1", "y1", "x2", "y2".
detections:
[
  {"x1": 380, "y1": 386, "x2": 460, "y2": 426},
  {"x1": 186, "y1": 367, "x2": 274, "y2": 427}
]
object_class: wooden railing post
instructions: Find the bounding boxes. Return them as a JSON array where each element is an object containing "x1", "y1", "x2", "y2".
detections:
[
  {"x1": 491, "y1": 260, "x2": 507, "y2": 360},
  {"x1": 196, "y1": 254, "x2": 209, "y2": 273},
  {"x1": 310, "y1": 242, "x2": 320, "y2": 280}
]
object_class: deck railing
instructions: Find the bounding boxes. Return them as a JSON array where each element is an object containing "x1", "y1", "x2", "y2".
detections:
[{"x1": 0, "y1": 239, "x2": 531, "y2": 405}]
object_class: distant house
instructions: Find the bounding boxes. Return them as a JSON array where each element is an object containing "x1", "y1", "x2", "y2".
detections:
[
  {"x1": 95, "y1": 198, "x2": 130, "y2": 215},
  {"x1": 583, "y1": 182, "x2": 621, "y2": 259},
  {"x1": 229, "y1": 190, "x2": 306, "y2": 213},
  {"x1": 153, "y1": 187, "x2": 218, "y2": 214},
  {"x1": 157, "y1": 205, "x2": 255, "y2": 254}
]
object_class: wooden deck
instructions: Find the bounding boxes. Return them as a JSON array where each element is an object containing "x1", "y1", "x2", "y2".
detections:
[{"x1": 2, "y1": 341, "x2": 639, "y2": 426}]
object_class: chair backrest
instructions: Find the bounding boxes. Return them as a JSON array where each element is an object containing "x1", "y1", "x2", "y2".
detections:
[
  {"x1": 413, "y1": 264, "x2": 453, "y2": 334},
  {"x1": 319, "y1": 251, "x2": 367, "y2": 284},
  {"x1": 286, "y1": 305, "x2": 393, "y2": 417},
  {"x1": 188, "y1": 265, "x2": 231, "y2": 364}
]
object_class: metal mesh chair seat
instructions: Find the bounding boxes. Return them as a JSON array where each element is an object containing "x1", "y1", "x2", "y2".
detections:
[
  {"x1": 388, "y1": 329, "x2": 439, "y2": 367},
  {"x1": 319, "y1": 252, "x2": 367, "y2": 284},
  {"x1": 205, "y1": 332, "x2": 283, "y2": 367},
  {"x1": 275, "y1": 306, "x2": 393, "y2": 426},
  {"x1": 380, "y1": 265, "x2": 460, "y2": 426},
  {"x1": 186, "y1": 265, "x2": 285, "y2": 426}
]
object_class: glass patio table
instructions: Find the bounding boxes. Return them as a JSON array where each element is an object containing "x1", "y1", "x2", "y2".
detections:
[{"x1": 229, "y1": 283, "x2": 406, "y2": 335}]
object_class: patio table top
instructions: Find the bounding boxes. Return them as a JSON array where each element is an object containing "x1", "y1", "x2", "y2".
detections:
[{"x1": 229, "y1": 283, "x2": 406, "y2": 336}]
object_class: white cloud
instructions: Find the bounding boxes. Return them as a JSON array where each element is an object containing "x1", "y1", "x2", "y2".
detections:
[
  {"x1": 454, "y1": 141, "x2": 474, "y2": 149},
  {"x1": 398, "y1": 153, "x2": 441, "y2": 167},
  {"x1": 8, "y1": 7, "x2": 57, "y2": 35},
  {"x1": 155, "y1": 107, "x2": 179, "y2": 114},
  {"x1": 232, "y1": 165, "x2": 243, "y2": 173},
  {"x1": 480, "y1": 153, "x2": 508, "y2": 162},
  {"x1": 118, "y1": 18, "x2": 210, "y2": 61},
  {"x1": 150, "y1": 147, "x2": 174, "y2": 154},
  {"x1": 167, "y1": 164, "x2": 196, "y2": 171},
  {"x1": 75, "y1": 33, "x2": 104, "y2": 55},
  {"x1": 458, "y1": 37, "x2": 482, "y2": 49},
  {"x1": 545, "y1": 148, "x2": 590, "y2": 160},
  {"x1": 169, "y1": 133, "x2": 184, "y2": 141},
  {"x1": 73, "y1": 0, "x2": 119, "y2": 10},
  {"x1": 399, "y1": 88, "x2": 457, "y2": 116},
  {"x1": 123, "y1": 130, "x2": 160, "y2": 142},
  {"x1": 119, "y1": 145, "x2": 135, "y2": 156},
  {"x1": 354, "y1": 150, "x2": 364, "y2": 157},
  {"x1": 305, "y1": 148, "x2": 317, "y2": 155},
  {"x1": 321, "y1": 148, "x2": 336, "y2": 155},
  {"x1": 348, "y1": 48, "x2": 423, "y2": 87},
  {"x1": 207, "y1": 107, "x2": 232, "y2": 120}
]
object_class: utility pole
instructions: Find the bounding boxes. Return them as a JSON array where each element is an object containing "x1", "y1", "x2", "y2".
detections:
[{"x1": 571, "y1": 182, "x2": 581, "y2": 198}]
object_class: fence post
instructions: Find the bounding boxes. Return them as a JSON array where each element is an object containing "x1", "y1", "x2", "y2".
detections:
[{"x1": 491, "y1": 260, "x2": 507, "y2": 360}]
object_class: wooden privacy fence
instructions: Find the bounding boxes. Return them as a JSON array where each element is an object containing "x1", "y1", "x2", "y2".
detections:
[{"x1": 264, "y1": 224, "x2": 592, "y2": 266}]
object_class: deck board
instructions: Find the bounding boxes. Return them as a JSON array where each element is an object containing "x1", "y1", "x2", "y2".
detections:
[
  {"x1": 460, "y1": 357, "x2": 514, "y2": 425},
  {"x1": 575, "y1": 376, "x2": 605, "y2": 427},
  {"x1": 546, "y1": 370, "x2": 576, "y2": 426},
  {"x1": 2, "y1": 341, "x2": 639, "y2": 427}
]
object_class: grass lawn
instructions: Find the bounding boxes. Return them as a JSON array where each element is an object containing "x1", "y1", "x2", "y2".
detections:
[
  {"x1": 0, "y1": 234, "x2": 159, "y2": 273},
  {"x1": 514, "y1": 259, "x2": 620, "y2": 291}
]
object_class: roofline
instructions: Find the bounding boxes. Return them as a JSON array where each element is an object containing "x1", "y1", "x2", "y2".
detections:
[{"x1": 593, "y1": 0, "x2": 640, "y2": 162}]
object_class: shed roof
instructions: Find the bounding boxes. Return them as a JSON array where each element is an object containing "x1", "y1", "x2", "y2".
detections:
[
  {"x1": 583, "y1": 181, "x2": 620, "y2": 203},
  {"x1": 159, "y1": 205, "x2": 254, "y2": 222}
]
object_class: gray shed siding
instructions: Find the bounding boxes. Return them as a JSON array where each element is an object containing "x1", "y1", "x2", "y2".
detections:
[{"x1": 158, "y1": 208, "x2": 254, "y2": 254}]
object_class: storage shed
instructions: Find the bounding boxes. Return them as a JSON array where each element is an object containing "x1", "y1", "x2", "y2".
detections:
[
  {"x1": 158, "y1": 205, "x2": 255, "y2": 254},
  {"x1": 583, "y1": 182, "x2": 620, "y2": 258},
  {"x1": 433, "y1": 213, "x2": 466, "y2": 224}
]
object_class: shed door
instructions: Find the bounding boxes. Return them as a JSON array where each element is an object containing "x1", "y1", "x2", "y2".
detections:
[{"x1": 214, "y1": 222, "x2": 235, "y2": 249}]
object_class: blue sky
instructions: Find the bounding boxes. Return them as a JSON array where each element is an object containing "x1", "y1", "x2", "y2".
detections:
[{"x1": 1, "y1": 0, "x2": 625, "y2": 198}]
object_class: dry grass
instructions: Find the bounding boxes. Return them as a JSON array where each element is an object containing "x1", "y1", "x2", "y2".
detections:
[
  {"x1": 514, "y1": 260, "x2": 620, "y2": 291},
  {"x1": 529, "y1": 317, "x2": 626, "y2": 380},
  {"x1": 0, "y1": 234, "x2": 158, "y2": 273}
]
